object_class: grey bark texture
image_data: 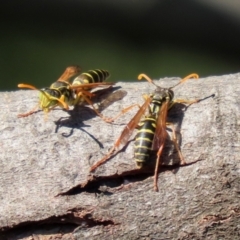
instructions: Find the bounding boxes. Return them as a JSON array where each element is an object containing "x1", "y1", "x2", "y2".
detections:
[{"x1": 0, "y1": 74, "x2": 239, "y2": 240}]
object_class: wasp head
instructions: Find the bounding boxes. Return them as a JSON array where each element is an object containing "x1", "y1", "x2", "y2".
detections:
[{"x1": 39, "y1": 88, "x2": 69, "y2": 112}]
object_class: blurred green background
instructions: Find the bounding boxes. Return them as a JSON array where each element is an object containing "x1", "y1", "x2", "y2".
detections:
[{"x1": 1, "y1": 0, "x2": 240, "y2": 90}]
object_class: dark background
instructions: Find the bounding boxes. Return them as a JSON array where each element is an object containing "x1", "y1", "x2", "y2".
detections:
[{"x1": 1, "y1": 0, "x2": 240, "y2": 90}]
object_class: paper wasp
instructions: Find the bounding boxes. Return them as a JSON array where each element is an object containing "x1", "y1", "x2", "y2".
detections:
[
  {"x1": 17, "y1": 66, "x2": 114, "y2": 121},
  {"x1": 90, "y1": 73, "x2": 199, "y2": 191}
]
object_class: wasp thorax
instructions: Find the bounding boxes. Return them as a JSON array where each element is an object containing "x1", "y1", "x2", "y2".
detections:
[{"x1": 153, "y1": 88, "x2": 174, "y2": 101}]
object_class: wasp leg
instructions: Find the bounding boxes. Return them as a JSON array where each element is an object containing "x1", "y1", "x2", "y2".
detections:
[
  {"x1": 90, "y1": 146, "x2": 116, "y2": 172},
  {"x1": 153, "y1": 144, "x2": 165, "y2": 192},
  {"x1": 17, "y1": 105, "x2": 39, "y2": 118},
  {"x1": 107, "y1": 93, "x2": 150, "y2": 123},
  {"x1": 77, "y1": 90, "x2": 95, "y2": 98},
  {"x1": 106, "y1": 103, "x2": 141, "y2": 122},
  {"x1": 174, "y1": 98, "x2": 199, "y2": 104},
  {"x1": 153, "y1": 122, "x2": 187, "y2": 191},
  {"x1": 167, "y1": 123, "x2": 186, "y2": 165},
  {"x1": 79, "y1": 93, "x2": 114, "y2": 123},
  {"x1": 79, "y1": 89, "x2": 141, "y2": 123},
  {"x1": 168, "y1": 98, "x2": 199, "y2": 109}
]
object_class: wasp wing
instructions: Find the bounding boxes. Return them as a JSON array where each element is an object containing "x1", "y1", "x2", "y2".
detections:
[
  {"x1": 152, "y1": 100, "x2": 169, "y2": 151},
  {"x1": 70, "y1": 82, "x2": 115, "y2": 90},
  {"x1": 57, "y1": 66, "x2": 80, "y2": 82},
  {"x1": 114, "y1": 96, "x2": 151, "y2": 151},
  {"x1": 89, "y1": 96, "x2": 152, "y2": 172}
]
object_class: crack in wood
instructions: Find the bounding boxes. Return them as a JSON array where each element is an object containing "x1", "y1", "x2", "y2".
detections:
[
  {"x1": 56, "y1": 160, "x2": 203, "y2": 196},
  {"x1": 0, "y1": 207, "x2": 117, "y2": 239}
]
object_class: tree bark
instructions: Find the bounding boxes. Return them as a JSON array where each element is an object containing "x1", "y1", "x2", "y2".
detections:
[{"x1": 0, "y1": 74, "x2": 239, "y2": 239}]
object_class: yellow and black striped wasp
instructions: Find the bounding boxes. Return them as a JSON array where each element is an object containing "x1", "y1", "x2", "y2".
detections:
[
  {"x1": 17, "y1": 66, "x2": 114, "y2": 121},
  {"x1": 90, "y1": 73, "x2": 199, "y2": 191}
]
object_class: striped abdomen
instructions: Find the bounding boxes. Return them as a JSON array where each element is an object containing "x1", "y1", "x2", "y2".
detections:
[
  {"x1": 134, "y1": 116, "x2": 156, "y2": 168},
  {"x1": 72, "y1": 69, "x2": 110, "y2": 89}
]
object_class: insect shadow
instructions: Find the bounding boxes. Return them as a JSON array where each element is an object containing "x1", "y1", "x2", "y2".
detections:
[{"x1": 54, "y1": 87, "x2": 127, "y2": 140}]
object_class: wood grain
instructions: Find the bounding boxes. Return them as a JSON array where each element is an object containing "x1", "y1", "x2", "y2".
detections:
[{"x1": 0, "y1": 74, "x2": 239, "y2": 239}]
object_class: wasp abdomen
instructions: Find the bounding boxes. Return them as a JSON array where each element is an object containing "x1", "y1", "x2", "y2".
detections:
[
  {"x1": 134, "y1": 117, "x2": 156, "y2": 168},
  {"x1": 72, "y1": 69, "x2": 110, "y2": 86}
]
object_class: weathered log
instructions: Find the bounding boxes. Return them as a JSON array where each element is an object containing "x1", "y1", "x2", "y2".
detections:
[{"x1": 0, "y1": 74, "x2": 239, "y2": 239}]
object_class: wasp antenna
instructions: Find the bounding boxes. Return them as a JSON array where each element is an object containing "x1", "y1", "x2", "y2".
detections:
[
  {"x1": 138, "y1": 73, "x2": 159, "y2": 87},
  {"x1": 170, "y1": 73, "x2": 199, "y2": 89},
  {"x1": 181, "y1": 73, "x2": 199, "y2": 83},
  {"x1": 58, "y1": 95, "x2": 69, "y2": 110},
  {"x1": 18, "y1": 83, "x2": 39, "y2": 91},
  {"x1": 138, "y1": 73, "x2": 153, "y2": 83}
]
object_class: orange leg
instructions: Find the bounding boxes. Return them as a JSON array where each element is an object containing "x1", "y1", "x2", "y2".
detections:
[
  {"x1": 106, "y1": 94, "x2": 149, "y2": 123},
  {"x1": 168, "y1": 98, "x2": 199, "y2": 110},
  {"x1": 90, "y1": 146, "x2": 116, "y2": 172},
  {"x1": 80, "y1": 91, "x2": 141, "y2": 123},
  {"x1": 79, "y1": 93, "x2": 114, "y2": 123},
  {"x1": 153, "y1": 144, "x2": 165, "y2": 192},
  {"x1": 153, "y1": 123, "x2": 187, "y2": 191},
  {"x1": 173, "y1": 98, "x2": 199, "y2": 105},
  {"x1": 106, "y1": 103, "x2": 141, "y2": 122},
  {"x1": 168, "y1": 123, "x2": 186, "y2": 165},
  {"x1": 77, "y1": 90, "x2": 95, "y2": 98},
  {"x1": 17, "y1": 105, "x2": 39, "y2": 118}
]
